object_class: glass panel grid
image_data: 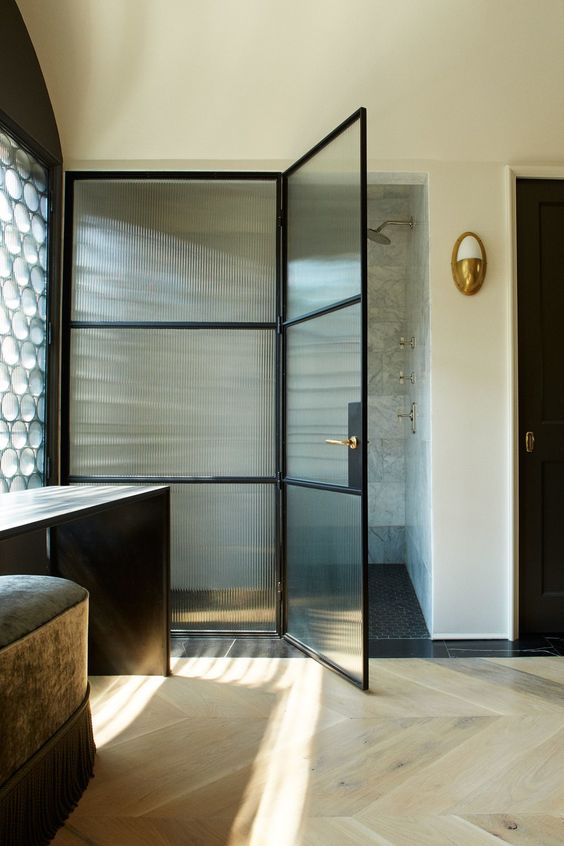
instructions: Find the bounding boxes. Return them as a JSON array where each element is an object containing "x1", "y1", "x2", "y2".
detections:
[
  {"x1": 0, "y1": 129, "x2": 48, "y2": 492},
  {"x1": 286, "y1": 122, "x2": 361, "y2": 319},
  {"x1": 69, "y1": 328, "x2": 276, "y2": 478},
  {"x1": 286, "y1": 305, "x2": 361, "y2": 485},
  {"x1": 286, "y1": 485, "x2": 363, "y2": 683},
  {"x1": 170, "y1": 483, "x2": 277, "y2": 631},
  {"x1": 71, "y1": 179, "x2": 277, "y2": 323}
]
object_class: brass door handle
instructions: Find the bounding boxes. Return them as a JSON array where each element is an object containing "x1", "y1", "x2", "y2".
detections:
[
  {"x1": 525, "y1": 431, "x2": 535, "y2": 453},
  {"x1": 325, "y1": 436, "x2": 359, "y2": 449}
]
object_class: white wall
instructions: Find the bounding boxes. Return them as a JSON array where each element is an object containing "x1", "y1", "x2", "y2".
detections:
[
  {"x1": 18, "y1": 0, "x2": 560, "y2": 638},
  {"x1": 15, "y1": 0, "x2": 564, "y2": 167},
  {"x1": 365, "y1": 159, "x2": 511, "y2": 637}
]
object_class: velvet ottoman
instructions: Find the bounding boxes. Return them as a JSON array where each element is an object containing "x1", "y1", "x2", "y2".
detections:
[{"x1": 0, "y1": 575, "x2": 95, "y2": 844}]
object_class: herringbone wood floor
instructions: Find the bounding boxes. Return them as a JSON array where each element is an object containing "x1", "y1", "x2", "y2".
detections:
[{"x1": 53, "y1": 655, "x2": 564, "y2": 845}]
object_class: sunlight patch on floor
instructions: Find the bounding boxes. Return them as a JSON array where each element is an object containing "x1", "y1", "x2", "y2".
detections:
[
  {"x1": 91, "y1": 675, "x2": 166, "y2": 748},
  {"x1": 228, "y1": 658, "x2": 324, "y2": 846}
]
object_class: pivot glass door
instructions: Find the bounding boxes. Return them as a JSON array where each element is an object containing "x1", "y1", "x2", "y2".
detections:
[{"x1": 282, "y1": 110, "x2": 368, "y2": 688}]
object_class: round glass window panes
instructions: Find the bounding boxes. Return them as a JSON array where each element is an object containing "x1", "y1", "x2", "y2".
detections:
[
  {"x1": 1, "y1": 449, "x2": 18, "y2": 477},
  {"x1": 31, "y1": 215, "x2": 46, "y2": 244},
  {"x1": 20, "y1": 394, "x2": 36, "y2": 421},
  {"x1": 28, "y1": 367, "x2": 43, "y2": 397},
  {"x1": 1, "y1": 392, "x2": 19, "y2": 421},
  {"x1": 11, "y1": 420, "x2": 28, "y2": 449},
  {"x1": 0, "y1": 420, "x2": 9, "y2": 449},
  {"x1": 23, "y1": 181, "x2": 39, "y2": 212},
  {"x1": 29, "y1": 318, "x2": 44, "y2": 345},
  {"x1": 0, "y1": 247, "x2": 11, "y2": 278},
  {"x1": 21, "y1": 340, "x2": 37, "y2": 369},
  {"x1": 29, "y1": 420, "x2": 43, "y2": 448},
  {"x1": 11, "y1": 365, "x2": 28, "y2": 394},
  {"x1": 1, "y1": 336, "x2": 19, "y2": 366},
  {"x1": 10, "y1": 475, "x2": 27, "y2": 491},
  {"x1": 0, "y1": 133, "x2": 13, "y2": 165},
  {"x1": 0, "y1": 306, "x2": 10, "y2": 335},
  {"x1": 0, "y1": 190, "x2": 13, "y2": 223},
  {"x1": 3, "y1": 279, "x2": 20, "y2": 309},
  {"x1": 13, "y1": 256, "x2": 30, "y2": 287},
  {"x1": 12, "y1": 310, "x2": 29, "y2": 340},
  {"x1": 0, "y1": 362, "x2": 9, "y2": 391},
  {"x1": 5, "y1": 169, "x2": 22, "y2": 200},
  {"x1": 20, "y1": 448, "x2": 36, "y2": 476},
  {"x1": 21, "y1": 288, "x2": 37, "y2": 316},
  {"x1": 5, "y1": 224, "x2": 21, "y2": 255},
  {"x1": 23, "y1": 235, "x2": 38, "y2": 265},
  {"x1": 15, "y1": 149, "x2": 31, "y2": 179},
  {"x1": 14, "y1": 203, "x2": 31, "y2": 233},
  {"x1": 30, "y1": 266, "x2": 45, "y2": 294}
]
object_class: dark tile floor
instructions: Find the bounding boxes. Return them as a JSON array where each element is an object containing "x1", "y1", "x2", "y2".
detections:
[
  {"x1": 171, "y1": 636, "x2": 306, "y2": 659},
  {"x1": 369, "y1": 564, "x2": 429, "y2": 639},
  {"x1": 171, "y1": 634, "x2": 564, "y2": 660}
]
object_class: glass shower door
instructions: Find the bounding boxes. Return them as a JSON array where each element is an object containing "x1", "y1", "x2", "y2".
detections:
[{"x1": 283, "y1": 110, "x2": 368, "y2": 688}]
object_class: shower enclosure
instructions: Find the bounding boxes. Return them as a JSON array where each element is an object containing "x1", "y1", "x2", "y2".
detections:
[
  {"x1": 63, "y1": 110, "x2": 370, "y2": 687},
  {"x1": 366, "y1": 179, "x2": 431, "y2": 645}
]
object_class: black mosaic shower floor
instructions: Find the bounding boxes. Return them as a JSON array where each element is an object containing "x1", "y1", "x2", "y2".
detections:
[{"x1": 369, "y1": 563, "x2": 430, "y2": 639}]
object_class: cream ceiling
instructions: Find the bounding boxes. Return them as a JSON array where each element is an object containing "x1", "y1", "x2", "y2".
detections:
[{"x1": 16, "y1": 0, "x2": 564, "y2": 165}]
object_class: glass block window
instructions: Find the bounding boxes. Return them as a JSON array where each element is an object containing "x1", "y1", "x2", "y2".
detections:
[{"x1": 0, "y1": 129, "x2": 48, "y2": 492}]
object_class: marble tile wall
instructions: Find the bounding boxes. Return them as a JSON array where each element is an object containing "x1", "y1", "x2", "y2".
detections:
[
  {"x1": 367, "y1": 186, "x2": 409, "y2": 564},
  {"x1": 404, "y1": 184, "x2": 432, "y2": 628},
  {"x1": 367, "y1": 181, "x2": 431, "y2": 630}
]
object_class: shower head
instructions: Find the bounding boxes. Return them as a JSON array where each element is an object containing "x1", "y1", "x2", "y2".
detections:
[
  {"x1": 368, "y1": 216, "x2": 414, "y2": 245},
  {"x1": 367, "y1": 229, "x2": 392, "y2": 245}
]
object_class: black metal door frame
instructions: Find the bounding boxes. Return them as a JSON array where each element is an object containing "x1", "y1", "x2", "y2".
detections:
[
  {"x1": 60, "y1": 109, "x2": 368, "y2": 662},
  {"x1": 280, "y1": 108, "x2": 369, "y2": 688},
  {"x1": 61, "y1": 171, "x2": 283, "y2": 636}
]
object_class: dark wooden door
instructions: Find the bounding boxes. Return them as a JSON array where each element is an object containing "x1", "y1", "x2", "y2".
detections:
[{"x1": 517, "y1": 178, "x2": 564, "y2": 632}]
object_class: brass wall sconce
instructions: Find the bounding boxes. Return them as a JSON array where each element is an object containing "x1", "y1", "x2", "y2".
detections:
[{"x1": 451, "y1": 232, "x2": 487, "y2": 295}]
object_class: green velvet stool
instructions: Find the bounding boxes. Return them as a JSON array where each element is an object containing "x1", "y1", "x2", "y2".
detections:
[{"x1": 0, "y1": 575, "x2": 95, "y2": 845}]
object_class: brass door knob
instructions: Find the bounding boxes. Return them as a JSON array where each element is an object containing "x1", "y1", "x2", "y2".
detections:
[{"x1": 325, "y1": 436, "x2": 359, "y2": 449}]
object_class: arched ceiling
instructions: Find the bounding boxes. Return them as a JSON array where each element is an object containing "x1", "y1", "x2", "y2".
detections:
[{"x1": 16, "y1": 0, "x2": 564, "y2": 165}]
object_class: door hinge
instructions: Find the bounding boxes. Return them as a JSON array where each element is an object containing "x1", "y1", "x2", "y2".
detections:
[
  {"x1": 276, "y1": 316, "x2": 282, "y2": 335},
  {"x1": 46, "y1": 456, "x2": 51, "y2": 480},
  {"x1": 47, "y1": 322, "x2": 53, "y2": 346},
  {"x1": 276, "y1": 471, "x2": 282, "y2": 489},
  {"x1": 277, "y1": 581, "x2": 283, "y2": 596},
  {"x1": 278, "y1": 210, "x2": 284, "y2": 228},
  {"x1": 525, "y1": 431, "x2": 535, "y2": 453}
]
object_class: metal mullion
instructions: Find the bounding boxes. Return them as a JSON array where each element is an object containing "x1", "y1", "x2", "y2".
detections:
[
  {"x1": 170, "y1": 629, "x2": 278, "y2": 638},
  {"x1": 359, "y1": 106, "x2": 369, "y2": 689},
  {"x1": 283, "y1": 295, "x2": 361, "y2": 329},
  {"x1": 68, "y1": 476, "x2": 277, "y2": 485},
  {"x1": 68, "y1": 170, "x2": 280, "y2": 183},
  {"x1": 284, "y1": 477, "x2": 361, "y2": 496},
  {"x1": 283, "y1": 109, "x2": 365, "y2": 180},
  {"x1": 69, "y1": 321, "x2": 276, "y2": 330},
  {"x1": 283, "y1": 633, "x2": 364, "y2": 689}
]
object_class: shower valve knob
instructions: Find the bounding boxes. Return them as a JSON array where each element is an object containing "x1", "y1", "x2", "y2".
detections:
[{"x1": 400, "y1": 336, "x2": 416, "y2": 349}]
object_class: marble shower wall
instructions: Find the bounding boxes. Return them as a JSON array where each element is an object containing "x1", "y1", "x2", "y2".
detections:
[
  {"x1": 367, "y1": 180, "x2": 431, "y2": 629},
  {"x1": 405, "y1": 184, "x2": 431, "y2": 627},
  {"x1": 367, "y1": 185, "x2": 410, "y2": 564}
]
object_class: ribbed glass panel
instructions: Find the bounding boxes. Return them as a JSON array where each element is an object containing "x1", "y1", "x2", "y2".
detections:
[
  {"x1": 286, "y1": 305, "x2": 360, "y2": 485},
  {"x1": 0, "y1": 129, "x2": 48, "y2": 493},
  {"x1": 71, "y1": 481, "x2": 277, "y2": 632},
  {"x1": 71, "y1": 179, "x2": 277, "y2": 322},
  {"x1": 286, "y1": 122, "x2": 361, "y2": 320},
  {"x1": 170, "y1": 483, "x2": 276, "y2": 631},
  {"x1": 69, "y1": 328, "x2": 275, "y2": 477},
  {"x1": 286, "y1": 485, "x2": 362, "y2": 684}
]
